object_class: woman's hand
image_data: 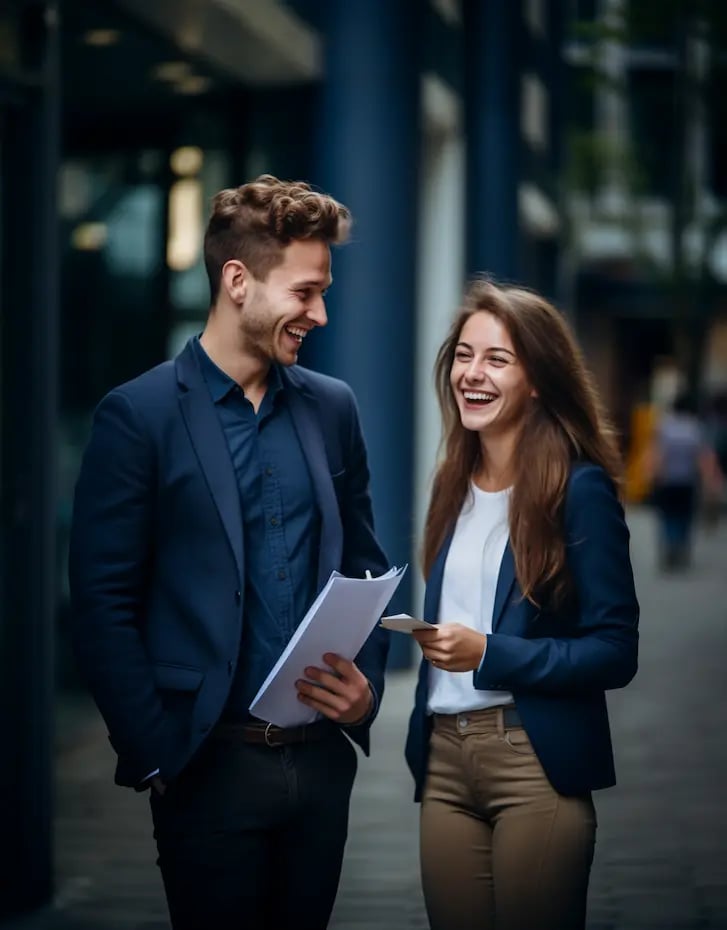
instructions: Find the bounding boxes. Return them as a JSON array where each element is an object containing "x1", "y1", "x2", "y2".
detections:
[{"x1": 412, "y1": 624, "x2": 487, "y2": 672}]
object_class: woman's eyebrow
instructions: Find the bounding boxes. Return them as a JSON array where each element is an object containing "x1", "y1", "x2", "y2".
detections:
[{"x1": 455, "y1": 342, "x2": 515, "y2": 355}]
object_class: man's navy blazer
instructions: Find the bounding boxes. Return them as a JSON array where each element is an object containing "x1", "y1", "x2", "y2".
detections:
[
  {"x1": 69, "y1": 339, "x2": 390, "y2": 788},
  {"x1": 405, "y1": 463, "x2": 639, "y2": 800}
]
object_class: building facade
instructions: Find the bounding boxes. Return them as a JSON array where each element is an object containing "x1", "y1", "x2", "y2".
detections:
[{"x1": 0, "y1": 0, "x2": 568, "y2": 915}]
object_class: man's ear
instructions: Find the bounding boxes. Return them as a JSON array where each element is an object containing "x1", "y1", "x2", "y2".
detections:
[{"x1": 220, "y1": 260, "x2": 248, "y2": 305}]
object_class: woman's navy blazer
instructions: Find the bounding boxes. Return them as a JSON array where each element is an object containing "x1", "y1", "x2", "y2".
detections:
[{"x1": 405, "y1": 462, "x2": 639, "y2": 801}]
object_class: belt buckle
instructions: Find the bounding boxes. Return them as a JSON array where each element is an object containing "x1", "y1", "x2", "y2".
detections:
[{"x1": 264, "y1": 722, "x2": 285, "y2": 747}]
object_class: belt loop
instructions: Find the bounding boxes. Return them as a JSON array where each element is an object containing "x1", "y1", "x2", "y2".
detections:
[{"x1": 496, "y1": 706, "x2": 505, "y2": 738}]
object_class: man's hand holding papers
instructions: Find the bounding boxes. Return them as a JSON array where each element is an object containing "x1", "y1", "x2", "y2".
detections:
[
  {"x1": 249, "y1": 565, "x2": 406, "y2": 728},
  {"x1": 295, "y1": 653, "x2": 374, "y2": 725}
]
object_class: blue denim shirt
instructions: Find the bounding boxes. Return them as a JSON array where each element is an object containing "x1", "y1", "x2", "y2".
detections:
[{"x1": 193, "y1": 338, "x2": 320, "y2": 717}]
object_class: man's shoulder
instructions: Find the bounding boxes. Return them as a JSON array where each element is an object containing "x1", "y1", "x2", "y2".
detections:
[
  {"x1": 99, "y1": 360, "x2": 177, "y2": 414},
  {"x1": 117, "y1": 360, "x2": 176, "y2": 394},
  {"x1": 285, "y1": 365, "x2": 356, "y2": 405}
]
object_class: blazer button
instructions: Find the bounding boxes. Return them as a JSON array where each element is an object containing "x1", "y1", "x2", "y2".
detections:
[{"x1": 234, "y1": 590, "x2": 241, "y2": 604}]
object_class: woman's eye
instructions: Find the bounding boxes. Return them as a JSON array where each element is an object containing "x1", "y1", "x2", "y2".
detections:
[{"x1": 488, "y1": 356, "x2": 508, "y2": 366}]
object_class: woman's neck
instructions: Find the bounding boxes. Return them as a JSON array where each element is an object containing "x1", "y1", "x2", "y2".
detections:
[{"x1": 475, "y1": 433, "x2": 517, "y2": 492}]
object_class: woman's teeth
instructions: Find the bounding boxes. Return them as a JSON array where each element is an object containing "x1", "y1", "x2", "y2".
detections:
[{"x1": 463, "y1": 391, "x2": 496, "y2": 404}]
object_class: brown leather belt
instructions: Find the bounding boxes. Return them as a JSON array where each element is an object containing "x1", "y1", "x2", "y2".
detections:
[{"x1": 211, "y1": 719, "x2": 335, "y2": 747}]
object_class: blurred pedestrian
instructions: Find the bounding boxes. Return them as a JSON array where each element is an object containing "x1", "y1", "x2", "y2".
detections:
[
  {"x1": 647, "y1": 391, "x2": 723, "y2": 568},
  {"x1": 68, "y1": 175, "x2": 390, "y2": 930},
  {"x1": 405, "y1": 279, "x2": 639, "y2": 930}
]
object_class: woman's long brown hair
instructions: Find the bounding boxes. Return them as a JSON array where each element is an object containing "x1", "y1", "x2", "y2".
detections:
[{"x1": 422, "y1": 278, "x2": 622, "y2": 606}]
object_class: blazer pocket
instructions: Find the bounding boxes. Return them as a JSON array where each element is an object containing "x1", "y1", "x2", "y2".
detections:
[{"x1": 152, "y1": 662, "x2": 204, "y2": 692}]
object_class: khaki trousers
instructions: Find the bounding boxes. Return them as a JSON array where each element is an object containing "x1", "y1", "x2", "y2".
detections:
[{"x1": 420, "y1": 706, "x2": 596, "y2": 930}]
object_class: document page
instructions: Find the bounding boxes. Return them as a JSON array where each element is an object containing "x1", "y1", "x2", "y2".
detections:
[{"x1": 249, "y1": 565, "x2": 407, "y2": 727}]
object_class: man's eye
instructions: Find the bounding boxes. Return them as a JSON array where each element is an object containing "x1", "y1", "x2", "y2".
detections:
[{"x1": 296, "y1": 289, "x2": 310, "y2": 299}]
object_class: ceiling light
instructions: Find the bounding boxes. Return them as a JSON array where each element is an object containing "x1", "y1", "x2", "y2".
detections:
[
  {"x1": 174, "y1": 75, "x2": 212, "y2": 96},
  {"x1": 83, "y1": 29, "x2": 121, "y2": 47},
  {"x1": 170, "y1": 146, "x2": 204, "y2": 177},
  {"x1": 152, "y1": 61, "x2": 191, "y2": 83},
  {"x1": 72, "y1": 223, "x2": 108, "y2": 251}
]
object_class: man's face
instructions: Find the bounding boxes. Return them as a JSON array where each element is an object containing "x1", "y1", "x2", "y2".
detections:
[{"x1": 241, "y1": 239, "x2": 332, "y2": 366}]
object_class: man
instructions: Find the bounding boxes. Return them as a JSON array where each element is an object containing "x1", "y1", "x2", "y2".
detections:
[{"x1": 69, "y1": 175, "x2": 390, "y2": 929}]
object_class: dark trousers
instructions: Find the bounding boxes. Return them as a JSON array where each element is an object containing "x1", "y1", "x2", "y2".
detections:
[
  {"x1": 150, "y1": 729, "x2": 358, "y2": 930},
  {"x1": 654, "y1": 482, "x2": 697, "y2": 567}
]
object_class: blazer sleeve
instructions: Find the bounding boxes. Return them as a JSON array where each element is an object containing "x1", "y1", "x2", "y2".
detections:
[
  {"x1": 474, "y1": 464, "x2": 639, "y2": 695},
  {"x1": 337, "y1": 387, "x2": 391, "y2": 733},
  {"x1": 68, "y1": 390, "x2": 176, "y2": 783}
]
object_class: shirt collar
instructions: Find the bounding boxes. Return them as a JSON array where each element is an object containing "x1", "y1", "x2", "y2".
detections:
[{"x1": 193, "y1": 335, "x2": 284, "y2": 404}]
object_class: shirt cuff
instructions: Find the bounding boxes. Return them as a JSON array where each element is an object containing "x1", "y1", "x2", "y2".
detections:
[
  {"x1": 342, "y1": 681, "x2": 378, "y2": 728},
  {"x1": 476, "y1": 636, "x2": 488, "y2": 675}
]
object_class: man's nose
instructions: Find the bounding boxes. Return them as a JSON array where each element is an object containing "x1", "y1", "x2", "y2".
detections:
[{"x1": 307, "y1": 296, "x2": 328, "y2": 327}]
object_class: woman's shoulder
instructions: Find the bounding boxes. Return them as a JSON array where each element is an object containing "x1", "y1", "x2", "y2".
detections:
[{"x1": 566, "y1": 460, "x2": 620, "y2": 504}]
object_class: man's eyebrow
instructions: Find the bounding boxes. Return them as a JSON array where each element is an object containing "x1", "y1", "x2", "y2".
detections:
[{"x1": 293, "y1": 278, "x2": 333, "y2": 289}]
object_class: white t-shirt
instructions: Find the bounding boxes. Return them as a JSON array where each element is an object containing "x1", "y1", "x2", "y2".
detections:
[{"x1": 427, "y1": 483, "x2": 514, "y2": 715}]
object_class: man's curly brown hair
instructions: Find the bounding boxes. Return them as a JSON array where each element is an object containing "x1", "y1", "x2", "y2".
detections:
[{"x1": 203, "y1": 174, "x2": 351, "y2": 305}]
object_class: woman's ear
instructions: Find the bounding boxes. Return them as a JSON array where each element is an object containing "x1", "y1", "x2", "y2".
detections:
[{"x1": 530, "y1": 387, "x2": 539, "y2": 399}]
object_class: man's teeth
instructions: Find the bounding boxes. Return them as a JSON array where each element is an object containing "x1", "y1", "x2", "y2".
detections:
[
  {"x1": 285, "y1": 326, "x2": 307, "y2": 342},
  {"x1": 463, "y1": 391, "x2": 496, "y2": 402}
]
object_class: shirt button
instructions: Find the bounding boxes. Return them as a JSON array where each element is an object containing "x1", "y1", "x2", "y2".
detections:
[
  {"x1": 265, "y1": 466, "x2": 273, "y2": 477},
  {"x1": 458, "y1": 717, "x2": 468, "y2": 729},
  {"x1": 278, "y1": 570, "x2": 287, "y2": 581},
  {"x1": 270, "y1": 517, "x2": 278, "y2": 526}
]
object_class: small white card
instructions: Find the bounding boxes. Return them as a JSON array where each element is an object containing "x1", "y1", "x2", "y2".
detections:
[{"x1": 380, "y1": 613, "x2": 436, "y2": 633}]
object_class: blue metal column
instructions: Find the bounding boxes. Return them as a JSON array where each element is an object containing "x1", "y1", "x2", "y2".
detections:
[
  {"x1": 308, "y1": 0, "x2": 420, "y2": 668},
  {"x1": 464, "y1": 0, "x2": 521, "y2": 279}
]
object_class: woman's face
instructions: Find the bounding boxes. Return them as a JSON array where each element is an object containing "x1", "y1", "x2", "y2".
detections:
[{"x1": 449, "y1": 311, "x2": 535, "y2": 440}]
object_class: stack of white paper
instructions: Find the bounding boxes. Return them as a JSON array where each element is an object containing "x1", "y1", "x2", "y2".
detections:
[{"x1": 249, "y1": 565, "x2": 407, "y2": 727}]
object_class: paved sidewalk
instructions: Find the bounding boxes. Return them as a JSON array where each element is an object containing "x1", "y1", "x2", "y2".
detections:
[{"x1": 3, "y1": 507, "x2": 727, "y2": 929}]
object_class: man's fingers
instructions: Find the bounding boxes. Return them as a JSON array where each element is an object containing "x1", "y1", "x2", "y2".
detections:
[
  {"x1": 297, "y1": 681, "x2": 347, "y2": 713},
  {"x1": 321, "y1": 653, "x2": 358, "y2": 677},
  {"x1": 304, "y1": 666, "x2": 346, "y2": 694}
]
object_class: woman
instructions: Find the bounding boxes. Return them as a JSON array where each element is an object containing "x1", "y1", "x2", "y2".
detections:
[{"x1": 405, "y1": 279, "x2": 639, "y2": 930}]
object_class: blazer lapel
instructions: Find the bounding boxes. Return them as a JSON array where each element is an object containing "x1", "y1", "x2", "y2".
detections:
[
  {"x1": 491, "y1": 543, "x2": 517, "y2": 632},
  {"x1": 282, "y1": 370, "x2": 343, "y2": 589},
  {"x1": 422, "y1": 532, "x2": 453, "y2": 624},
  {"x1": 175, "y1": 342, "x2": 244, "y2": 581}
]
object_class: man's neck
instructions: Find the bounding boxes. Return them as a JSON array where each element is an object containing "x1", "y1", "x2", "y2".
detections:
[{"x1": 199, "y1": 328, "x2": 269, "y2": 407}]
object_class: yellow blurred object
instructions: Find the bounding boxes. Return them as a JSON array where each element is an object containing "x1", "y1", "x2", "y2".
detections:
[{"x1": 624, "y1": 403, "x2": 658, "y2": 503}]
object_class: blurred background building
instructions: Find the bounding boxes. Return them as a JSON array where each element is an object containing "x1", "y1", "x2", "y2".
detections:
[{"x1": 0, "y1": 0, "x2": 724, "y2": 920}]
